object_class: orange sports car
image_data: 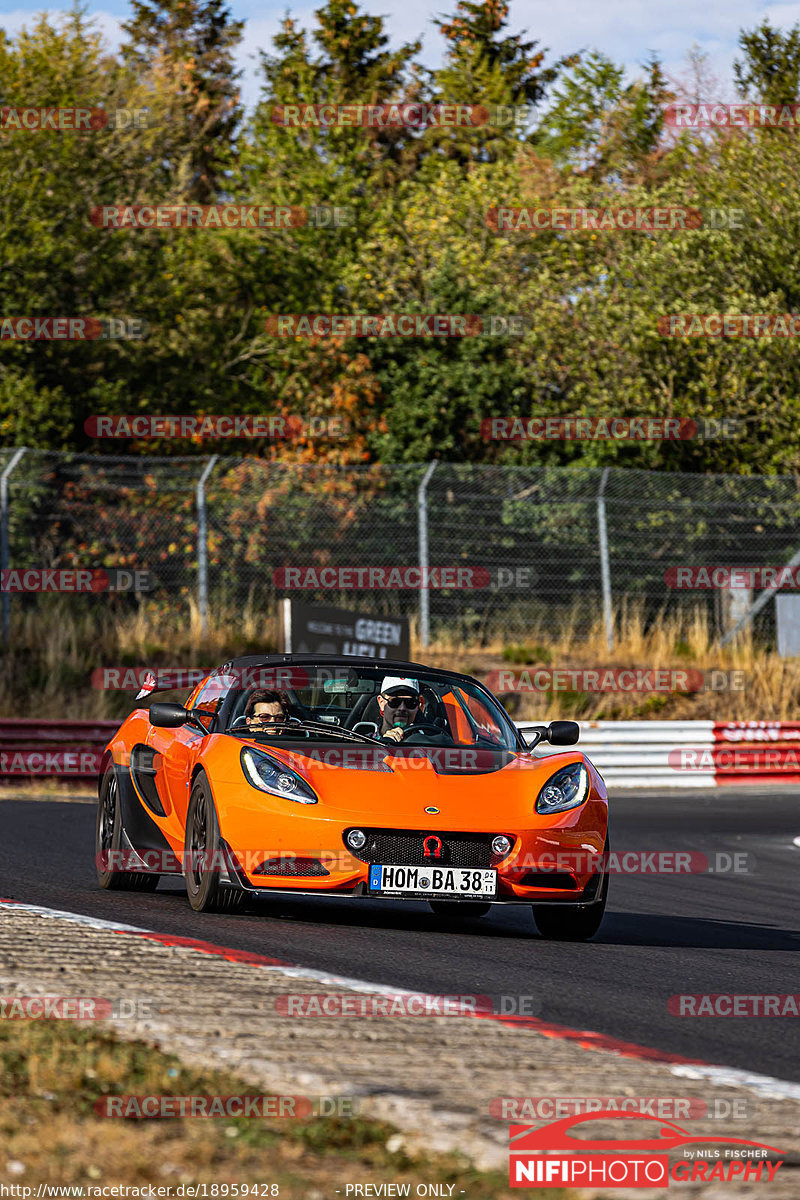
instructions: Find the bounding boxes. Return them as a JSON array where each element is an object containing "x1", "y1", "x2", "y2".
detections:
[{"x1": 95, "y1": 655, "x2": 609, "y2": 939}]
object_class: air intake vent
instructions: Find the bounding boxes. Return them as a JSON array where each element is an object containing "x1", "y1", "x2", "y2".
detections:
[
  {"x1": 253, "y1": 857, "x2": 330, "y2": 877},
  {"x1": 520, "y1": 872, "x2": 579, "y2": 890}
]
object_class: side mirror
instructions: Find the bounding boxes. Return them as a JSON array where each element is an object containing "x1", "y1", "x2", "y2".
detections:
[
  {"x1": 523, "y1": 720, "x2": 580, "y2": 749},
  {"x1": 548, "y1": 720, "x2": 580, "y2": 746},
  {"x1": 149, "y1": 701, "x2": 189, "y2": 728}
]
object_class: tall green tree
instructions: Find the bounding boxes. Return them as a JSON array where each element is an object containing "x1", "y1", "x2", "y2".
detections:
[
  {"x1": 0, "y1": 6, "x2": 217, "y2": 447},
  {"x1": 431, "y1": 0, "x2": 568, "y2": 163},
  {"x1": 121, "y1": 0, "x2": 244, "y2": 201},
  {"x1": 734, "y1": 20, "x2": 800, "y2": 107},
  {"x1": 535, "y1": 51, "x2": 673, "y2": 184}
]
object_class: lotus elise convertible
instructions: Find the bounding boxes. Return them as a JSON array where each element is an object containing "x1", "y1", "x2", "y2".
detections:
[{"x1": 95, "y1": 655, "x2": 609, "y2": 939}]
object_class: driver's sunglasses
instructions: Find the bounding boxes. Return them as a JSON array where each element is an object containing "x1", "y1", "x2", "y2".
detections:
[
  {"x1": 249, "y1": 712, "x2": 284, "y2": 723},
  {"x1": 384, "y1": 696, "x2": 420, "y2": 710}
]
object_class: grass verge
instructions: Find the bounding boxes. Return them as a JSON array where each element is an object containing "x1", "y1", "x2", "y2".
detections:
[{"x1": 0, "y1": 1019, "x2": 549, "y2": 1197}]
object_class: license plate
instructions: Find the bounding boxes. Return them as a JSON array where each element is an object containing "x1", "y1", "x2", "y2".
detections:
[{"x1": 369, "y1": 864, "x2": 496, "y2": 897}]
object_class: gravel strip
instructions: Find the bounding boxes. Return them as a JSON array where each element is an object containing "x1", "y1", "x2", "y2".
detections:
[{"x1": 0, "y1": 905, "x2": 798, "y2": 1197}]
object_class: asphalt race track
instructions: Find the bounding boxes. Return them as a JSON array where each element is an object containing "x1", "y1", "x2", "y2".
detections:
[{"x1": 2, "y1": 788, "x2": 799, "y2": 1082}]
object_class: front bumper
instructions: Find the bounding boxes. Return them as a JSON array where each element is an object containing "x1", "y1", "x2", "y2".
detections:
[{"x1": 222, "y1": 819, "x2": 609, "y2": 907}]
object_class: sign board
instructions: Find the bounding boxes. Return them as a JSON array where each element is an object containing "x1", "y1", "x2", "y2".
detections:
[
  {"x1": 281, "y1": 600, "x2": 410, "y2": 660},
  {"x1": 776, "y1": 594, "x2": 800, "y2": 657}
]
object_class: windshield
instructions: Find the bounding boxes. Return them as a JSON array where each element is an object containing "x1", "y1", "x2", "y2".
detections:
[{"x1": 221, "y1": 663, "x2": 520, "y2": 752}]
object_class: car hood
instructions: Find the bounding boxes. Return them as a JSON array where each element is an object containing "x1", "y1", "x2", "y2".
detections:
[{"x1": 234, "y1": 738, "x2": 589, "y2": 825}]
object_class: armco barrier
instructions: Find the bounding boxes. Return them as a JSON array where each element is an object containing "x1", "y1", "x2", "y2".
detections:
[
  {"x1": 1, "y1": 718, "x2": 799, "y2": 787},
  {"x1": 0, "y1": 719, "x2": 116, "y2": 778},
  {"x1": 521, "y1": 719, "x2": 800, "y2": 788}
]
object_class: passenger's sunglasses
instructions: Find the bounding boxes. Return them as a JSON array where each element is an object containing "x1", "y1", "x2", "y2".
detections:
[{"x1": 384, "y1": 696, "x2": 420, "y2": 710}]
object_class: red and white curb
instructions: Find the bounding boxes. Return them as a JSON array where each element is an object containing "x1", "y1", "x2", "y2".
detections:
[{"x1": 3, "y1": 897, "x2": 800, "y2": 1104}]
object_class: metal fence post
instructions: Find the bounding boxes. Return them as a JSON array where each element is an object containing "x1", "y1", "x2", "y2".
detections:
[
  {"x1": 597, "y1": 467, "x2": 614, "y2": 651},
  {"x1": 1, "y1": 447, "x2": 28, "y2": 644},
  {"x1": 719, "y1": 543, "x2": 800, "y2": 646},
  {"x1": 417, "y1": 461, "x2": 438, "y2": 648},
  {"x1": 196, "y1": 455, "x2": 218, "y2": 636}
]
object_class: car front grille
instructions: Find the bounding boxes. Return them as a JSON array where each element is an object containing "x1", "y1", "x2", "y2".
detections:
[{"x1": 345, "y1": 828, "x2": 507, "y2": 867}]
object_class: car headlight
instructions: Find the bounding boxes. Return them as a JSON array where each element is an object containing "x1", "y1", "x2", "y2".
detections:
[
  {"x1": 241, "y1": 747, "x2": 318, "y2": 804},
  {"x1": 536, "y1": 762, "x2": 589, "y2": 814}
]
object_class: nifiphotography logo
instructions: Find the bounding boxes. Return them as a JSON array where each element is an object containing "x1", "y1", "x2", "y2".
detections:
[{"x1": 508, "y1": 1110, "x2": 784, "y2": 1188}]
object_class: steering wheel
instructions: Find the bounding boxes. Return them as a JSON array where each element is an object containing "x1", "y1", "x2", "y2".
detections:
[
  {"x1": 394, "y1": 721, "x2": 453, "y2": 745},
  {"x1": 229, "y1": 715, "x2": 309, "y2": 737}
]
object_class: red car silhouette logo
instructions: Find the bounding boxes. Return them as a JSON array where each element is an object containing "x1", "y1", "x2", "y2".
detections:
[{"x1": 510, "y1": 1110, "x2": 783, "y2": 1155}]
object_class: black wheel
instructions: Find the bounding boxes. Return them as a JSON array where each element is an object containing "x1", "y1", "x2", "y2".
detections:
[
  {"x1": 532, "y1": 836, "x2": 609, "y2": 941},
  {"x1": 95, "y1": 765, "x2": 160, "y2": 891},
  {"x1": 184, "y1": 775, "x2": 244, "y2": 913},
  {"x1": 429, "y1": 901, "x2": 491, "y2": 918}
]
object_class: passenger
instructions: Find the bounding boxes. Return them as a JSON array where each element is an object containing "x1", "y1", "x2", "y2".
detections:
[{"x1": 244, "y1": 689, "x2": 290, "y2": 735}]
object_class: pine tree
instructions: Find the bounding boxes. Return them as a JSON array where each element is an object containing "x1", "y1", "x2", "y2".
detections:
[
  {"x1": 536, "y1": 51, "x2": 673, "y2": 184},
  {"x1": 432, "y1": 0, "x2": 569, "y2": 162},
  {"x1": 121, "y1": 0, "x2": 243, "y2": 201},
  {"x1": 734, "y1": 20, "x2": 800, "y2": 107}
]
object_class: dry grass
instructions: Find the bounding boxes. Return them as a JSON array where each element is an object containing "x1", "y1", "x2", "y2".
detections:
[
  {"x1": 421, "y1": 600, "x2": 798, "y2": 722},
  {"x1": 0, "y1": 1018, "x2": 528, "y2": 1195},
  {"x1": 0, "y1": 596, "x2": 282, "y2": 720},
  {"x1": 1, "y1": 595, "x2": 796, "y2": 722}
]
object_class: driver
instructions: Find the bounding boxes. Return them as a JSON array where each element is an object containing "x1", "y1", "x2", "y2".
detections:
[
  {"x1": 377, "y1": 677, "x2": 426, "y2": 743},
  {"x1": 244, "y1": 689, "x2": 290, "y2": 735}
]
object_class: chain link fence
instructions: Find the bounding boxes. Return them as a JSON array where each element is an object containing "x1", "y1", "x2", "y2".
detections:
[{"x1": 3, "y1": 449, "x2": 800, "y2": 644}]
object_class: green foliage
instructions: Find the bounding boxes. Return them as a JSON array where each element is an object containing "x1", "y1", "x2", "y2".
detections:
[
  {"x1": 734, "y1": 20, "x2": 800, "y2": 106},
  {"x1": 502, "y1": 643, "x2": 551, "y2": 663},
  {"x1": 1, "y1": 1, "x2": 800, "y2": 478},
  {"x1": 121, "y1": 0, "x2": 244, "y2": 200},
  {"x1": 431, "y1": 0, "x2": 566, "y2": 164}
]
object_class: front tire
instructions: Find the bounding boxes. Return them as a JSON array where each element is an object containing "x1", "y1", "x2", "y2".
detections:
[
  {"x1": 95, "y1": 765, "x2": 160, "y2": 892},
  {"x1": 184, "y1": 775, "x2": 244, "y2": 913}
]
